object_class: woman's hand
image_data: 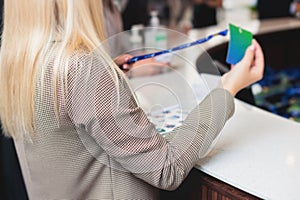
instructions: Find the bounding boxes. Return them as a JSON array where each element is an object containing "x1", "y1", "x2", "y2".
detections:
[
  {"x1": 114, "y1": 54, "x2": 133, "y2": 72},
  {"x1": 114, "y1": 54, "x2": 169, "y2": 78},
  {"x1": 221, "y1": 39, "x2": 265, "y2": 96}
]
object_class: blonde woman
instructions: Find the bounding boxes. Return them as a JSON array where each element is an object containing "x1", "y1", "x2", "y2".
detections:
[{"x1": 0, "y1": 0, "x2": 264, "y2": 199}]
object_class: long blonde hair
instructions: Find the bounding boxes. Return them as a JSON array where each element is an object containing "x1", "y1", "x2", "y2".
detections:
[{"x1": 0, "y1": 0, "x2": 116, "y2": 138}]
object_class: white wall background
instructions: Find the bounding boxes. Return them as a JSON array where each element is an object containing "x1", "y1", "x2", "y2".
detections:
[{"x1": 217, "y1": 0, "x2": 258, "y2": 25}]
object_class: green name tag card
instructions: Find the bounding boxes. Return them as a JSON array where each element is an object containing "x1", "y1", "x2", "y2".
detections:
[{"x1": 226, "y1": 24, "x2": 253, "y2": 65}]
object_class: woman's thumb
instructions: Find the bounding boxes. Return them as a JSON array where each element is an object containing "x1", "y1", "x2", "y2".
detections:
[{"x1": 240, "y1": 45, "x2": 255, "y2": 66}]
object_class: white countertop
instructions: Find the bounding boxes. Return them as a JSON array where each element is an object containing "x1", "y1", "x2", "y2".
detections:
[{"x1": 195, "y1": 99, "x2": 300, "y2": 200}]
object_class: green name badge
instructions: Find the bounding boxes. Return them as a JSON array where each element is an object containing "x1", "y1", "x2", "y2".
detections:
[{"x1": 226, "y1": 24, "x2": 253, "y2": 65}]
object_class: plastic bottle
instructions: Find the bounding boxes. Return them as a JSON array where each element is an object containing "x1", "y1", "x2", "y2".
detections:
[
  {"x1": 145, "y1": 10, "x2": 167, "y2": 50},
  {"x1": 130, "y1": 24, "x2": 143, "y2": 49},
  {"x1": 150, "y1": 10, "x2": 160, "y2": 27}
]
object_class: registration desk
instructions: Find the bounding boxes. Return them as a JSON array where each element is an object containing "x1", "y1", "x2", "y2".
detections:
[
  {"x1": 160, "y1": 98, "x2": 300, "y2": 200},
  {"x1": 157, "y1": 18, "x2": 300, "y2": 200}
]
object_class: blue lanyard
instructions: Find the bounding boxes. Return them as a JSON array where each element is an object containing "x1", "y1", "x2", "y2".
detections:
[{"x1": 127, "y1": 29, "x2": 228, "y2": 64}]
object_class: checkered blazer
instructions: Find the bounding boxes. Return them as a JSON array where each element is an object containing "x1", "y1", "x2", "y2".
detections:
[{"x1": 14, "y1": 50, "x2": 234, "y2": 200}]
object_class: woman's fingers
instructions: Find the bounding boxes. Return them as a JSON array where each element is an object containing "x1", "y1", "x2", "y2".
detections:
[
  {"x1": 114, "y1": 54, "x2": 133, "y2": 71},
  {"x1": 250, "y1": 40, "x2": 264, "y2": 80},
  {"x1": 239, "y1": 44, "x2": 255, "y2": 69}
]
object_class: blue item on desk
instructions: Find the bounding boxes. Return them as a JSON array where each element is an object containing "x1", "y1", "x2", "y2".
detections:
[{"x1": 254, "y1": 66, "x2": 300, "y2": 122}]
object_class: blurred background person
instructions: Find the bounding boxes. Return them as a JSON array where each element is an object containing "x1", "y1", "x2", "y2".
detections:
[
  {"x1": 192, "y1": 0, "x2": 223, "y2": 28},
  {"x1": 103, "y1": 0, "x2": 123, "y2": 37},
  {"x1": 118, "y1": 0, "x2": 193, "y2": 32},
  {"x1": 121, "y1": 0, "x2": 150, "y2": 31},
  {"x1": 290, "y1": 0, "x2": 300, "y2": 17},
  {"x1": 256, "y1": 0, "x2": 300, "y2": 19}
]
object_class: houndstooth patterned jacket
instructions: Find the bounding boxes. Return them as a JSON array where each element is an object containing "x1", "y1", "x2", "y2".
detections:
[{"x1": 14, "y1": 50, "x2": 234, "y2": 200}]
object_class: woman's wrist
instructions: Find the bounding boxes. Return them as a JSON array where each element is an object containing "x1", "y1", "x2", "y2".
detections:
[{"x1": 221, "y1": 75, "x2": 238, "y2": 97}]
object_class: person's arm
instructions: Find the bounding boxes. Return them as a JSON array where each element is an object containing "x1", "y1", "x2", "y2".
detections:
[
  {"x1": 290, "y1": 1, "x2": 300, "y2": 16},
  {"x1": 66, "y1": 39, "x2": 263, "y2": 190},
  {"x1": 193, "y1": 0, "x2": 222, "y2": 8},
  {"x1": 205, "y1": 0, "x2": 222, "y2": 8},
  {"x1": 295, "y1": 2, "x2": 300, "y2": 12},
  {"x1": 66, "y1": 52, "x2": 233, "y2": 190}
]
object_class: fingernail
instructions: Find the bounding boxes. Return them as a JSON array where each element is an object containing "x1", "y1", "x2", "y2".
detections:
[{"x1": 250, "y1": 45, "x2": 255, "y2": 51}]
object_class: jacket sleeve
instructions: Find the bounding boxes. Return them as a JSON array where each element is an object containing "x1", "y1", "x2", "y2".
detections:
[{"x1": 66, "y1": 52, "x2": 235, "y2": 190}]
